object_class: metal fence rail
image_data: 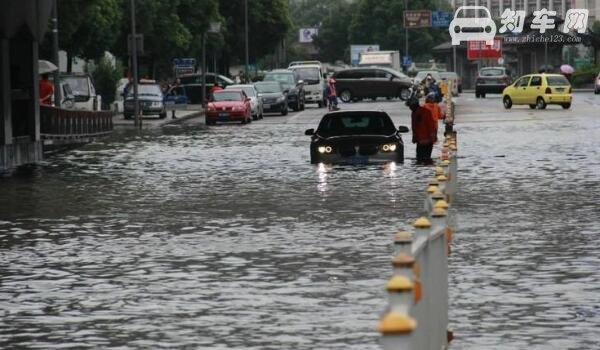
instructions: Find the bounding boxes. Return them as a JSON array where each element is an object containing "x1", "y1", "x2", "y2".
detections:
[
  {"x1": 378, "y1": 89, "x2": 458, "y2": 349},
  {"x1": 40, "y1": 106, "x2": 113, "y2": 139}
]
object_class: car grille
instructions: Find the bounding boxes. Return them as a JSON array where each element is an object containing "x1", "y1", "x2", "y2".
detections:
[
  {"x1": 358, "y1": 145, "x2": 379, "y2": 156},
  {"x1": 263, "y1": 98, "x2": 277, "y2": 104},
  {"x1": 338, "y1": 144, "x2": 382, "y2": 157}
]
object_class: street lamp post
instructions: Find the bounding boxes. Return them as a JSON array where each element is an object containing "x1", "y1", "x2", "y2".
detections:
[
  {"x1": 52, "y1": 0, "x2": 60, "y2": 106},
  {"x1": 245, "y1": 0, "x2": 249, "y2": 82},
  {"x1": 404, "y1": 0, "x2": 409, "y2": 69},
  {"x1": 202, "y1": 22, "x2": 221, "y2": 109},
  {"x1": 130, "y1": 0, "x2": 140, "y2": 128}
]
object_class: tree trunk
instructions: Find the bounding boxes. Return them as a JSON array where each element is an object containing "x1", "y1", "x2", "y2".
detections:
[{"x1": 67, "y1": 50, "x2": 72, "y2": 73}]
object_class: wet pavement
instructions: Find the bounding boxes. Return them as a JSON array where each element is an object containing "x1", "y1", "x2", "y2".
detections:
[{"x1": 1, "y1": 93, "x2": 599, "y2": 349}]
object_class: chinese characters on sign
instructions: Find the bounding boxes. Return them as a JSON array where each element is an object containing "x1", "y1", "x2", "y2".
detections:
[
  {"x1": 404, "y1": 10, "x2": 432, "y2": 28},
  {"x1": 467, "y1": 39, "x2": 502, "y2": 60}
]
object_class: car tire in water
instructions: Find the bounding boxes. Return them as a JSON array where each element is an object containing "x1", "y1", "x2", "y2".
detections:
[
  {"x1": 536, "y1": 97, "x2": 547, "y2": 109},
  {"x1": 561, "y1": 103, "x2": 571, "y2": 109},
  {"x1": 481, "y1": 93, "x2": 486, "y2": 98},
  {"x1": 475, "y1": 92, "x2": 480, "y2": 98},
  {"x1": 529, "y1": 104, "x2": 536, "y2": 109},
  {"x1": 339, "y1": 90, "x2": 352, "y2": 103},
  {"x1": 124, "y1": 114, "x2": 132, "y2": 120},
  {"x1": 159, "y1": 112, "x2": 167, "y2": 119},
  {"x1": 252, "y1": 114, "x2": 259, "y2": 121},
  {"x1": 281, "y1": 106, "x2": 288, "y2": 116},
  {"x1": 399, "y1": 88, "x2": 410, "y2": 101},
  {"x1": 503, "y1": 96, "x2": 513, "y2": 109}
]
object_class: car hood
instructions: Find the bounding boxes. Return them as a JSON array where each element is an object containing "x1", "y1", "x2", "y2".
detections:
[{"x1": 316, "y1": 134, "x2": 397, "y2": 143}]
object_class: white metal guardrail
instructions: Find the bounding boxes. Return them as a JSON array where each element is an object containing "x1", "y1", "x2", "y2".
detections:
[{"x1": 378, "y1": 88, "x2": 458, "y2": 350}]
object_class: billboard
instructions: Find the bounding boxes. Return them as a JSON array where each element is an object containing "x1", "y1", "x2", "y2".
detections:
[
  {"x1": 350, "y1": 45, "x2": 380, "y2": 66},
  {"x1": 467, "y1": 39, "x2": 502, "y2": 60},
  {"x1": 299, "y1": 28, "x2": 318, "y2": 43},
  {"x1": 404, "y1": 10, "x2": 432, "y2": 28}
]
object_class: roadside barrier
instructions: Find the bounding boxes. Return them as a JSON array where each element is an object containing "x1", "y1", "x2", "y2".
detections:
[{"x1": 378, "y1": 89, "x2": 458, "y2": 349}]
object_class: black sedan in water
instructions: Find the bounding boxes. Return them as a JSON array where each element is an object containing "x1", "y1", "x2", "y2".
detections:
[{"x1": 305, "y1": 111, "x2": 409, "y2": 164}]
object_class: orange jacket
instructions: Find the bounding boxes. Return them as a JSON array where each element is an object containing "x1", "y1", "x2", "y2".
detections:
[
  {"x1": 411, "y1": 106, "x2": 438, "y2": 144},
  {"x1": 423, "y1": 102, "x2": 444, "y2": 122},
  {"x1": 39, "y1": 79, "x2": 54, "y2": 105}
]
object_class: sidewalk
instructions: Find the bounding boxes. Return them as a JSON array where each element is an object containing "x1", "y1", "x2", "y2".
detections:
[{"x1": 112, "y1": 106, "x2": 204, "y2": 128}]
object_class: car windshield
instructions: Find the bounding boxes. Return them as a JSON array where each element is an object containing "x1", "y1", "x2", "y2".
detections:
[
  {"x1": 264, "y1": 73, "x2": 295, "y2": 85},
  {"x1": 440, "y1": 72, "x2": 457, "y2": 79},
  {"x1": 383, "y1": 68, "x2": 409, "y2": 79},
  {"x1": 546, "y1": 76, "x2": 570, "y2": 86},
  {"x1": 213, "y1": 91, "x2": 243, "y2": 102},
  {"x1": 480, "y1": 68, "x2": 504, "y2": 76},
  {"x1": 255, "y1": 83, "x2": 282, "y2": 93},
  {"x1": 291, "y1": 68, "x2": 320, "y2": 83},
  {"x1": 63, "y1": 77, "x2": 89, "y2": 96},
  {"x1": 317, "y1": 114, "x2": 396, "y2": 136},
  {"x1": 228, "y1": 86, "x2": 256, "y2": 97},
  {"x1": 127, "y1": 84, "x2": 162, "y2": 97}
]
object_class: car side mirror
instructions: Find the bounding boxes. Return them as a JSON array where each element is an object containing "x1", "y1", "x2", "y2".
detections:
[
  {"x1": 305, "y1": 128, "x2": 315, "y2": 136},
  {"x1": 398, "y1": 126, "x2": 409, "y2": 133},
  {"x1": 284, "y1": 89, "x2": 290, "y2": 94},
  {"x1": 246, "y1": 97, "x2": 251, "y2": 102}
]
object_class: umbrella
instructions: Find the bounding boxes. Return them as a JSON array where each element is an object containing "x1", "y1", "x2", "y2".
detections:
[
  {"x1": 560, "y1": 64, "x2": 575, "y2": 74},
  {"x1": 38, "y1": 60, "x2": 57, "y2": 74},
  {"x1": 538, "y1": 64, "x2": 554, "y2": 73}
]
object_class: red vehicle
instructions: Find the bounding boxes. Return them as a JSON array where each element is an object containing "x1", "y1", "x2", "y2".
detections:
[{"x1": 206, "y1": 90, "x2": 253, "y2": 125}]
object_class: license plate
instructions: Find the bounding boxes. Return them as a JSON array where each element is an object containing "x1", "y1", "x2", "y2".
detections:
[
  {"x1": 350, "y1": 156, "x2": 368, "y2": 164},
  {"x1": 556, "y1": 88, "x2": 564, "y2": 92},
  {"x1": 219, "y1": 112, "x2": 229, "y2": 117},
  {"x1": 263, "y1": 104, "x2": 270, "y2": 109}
]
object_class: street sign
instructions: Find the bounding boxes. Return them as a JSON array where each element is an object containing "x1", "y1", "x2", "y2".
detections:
[
  {"x1": 173, "y1": 57, "x2": 197, "y2": 77},
  {"x1": 467, "y1": 38, "x2": 502, "y2": 60},
  {"x1": 404, "y1": 10, "x2": 432, "y2": 28},
  {"x1": 350, "y1": 45, "x2": 380, "y2": 66},
  {"x1": 127, "y1": 34, "x2": 144, "y2": 54},
  {"x1": 403, "y1": 55, "x2": 413, "y2": 67},
  {"x1": 432, "y1": 11, "x2": 452, "y2": 28},
  {"x1": 299, "y1": 28, "x2": 319, "y2": 43}
]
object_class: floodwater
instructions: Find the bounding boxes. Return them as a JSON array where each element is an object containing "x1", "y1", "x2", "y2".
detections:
[{"x1": 1, "y1": 95, "x2": 599, "y2": 349}]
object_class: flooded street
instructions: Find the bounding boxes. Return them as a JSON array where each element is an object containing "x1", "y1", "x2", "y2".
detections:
[{"x1": 1, "y1": 93, "x2": 600, "y2": 349}]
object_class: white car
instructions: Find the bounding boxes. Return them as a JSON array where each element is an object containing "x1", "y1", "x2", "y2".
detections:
[
  {"x1": 449, "y1": 6, "x2": 496, "y2": 46},
  {"x1": 62, "y1": 74, "x2": 102, "y2": 111},
  {"x1": 226, "y1": 84, "x2": 263, "y2": 120}
]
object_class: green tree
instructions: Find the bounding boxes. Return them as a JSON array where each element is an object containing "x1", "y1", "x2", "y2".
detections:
[
  {"x1": 311, "y1": 2, "x2": 355, "y2": 63},
  {"x1": 47, "y1": 0, "x2": 124, "y2": 71},
  {"x1": 91, "y1": 56, "x2": 123, "y2": 108},
  {"x1": 219, "y1": 0, "x2": 292, "y2": 72},
  {"x1": 348, "y1": 0, "x2": 450, "y2": 62}
]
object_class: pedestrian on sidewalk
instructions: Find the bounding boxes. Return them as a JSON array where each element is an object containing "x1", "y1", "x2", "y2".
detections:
[
  {"x1": 326, "y1": 78, "x2": 339, "y2": 111},
  {"x1": 407, "y1": 97, "x2": 437, "y2": 165}
]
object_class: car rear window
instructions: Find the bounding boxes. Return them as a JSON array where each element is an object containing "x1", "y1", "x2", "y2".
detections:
[
  {"x1": 546, "y1": 76, "x2": 570, "y2": 86},
  {"x1": 480, "y1": 68, "x2": 504, "y2": 76},
  {"x1": 264, "y1": 73, "x2": 296, "y2": 85},
  {"x1": 213, "y1": 91, "x2": 243, "y2": 101},
  {"x1": 254, "y1": 83, "x2": 282, "y2": 93},
  {"x1": 318, "y1": 114, "x2": 396, "y2": 136}
]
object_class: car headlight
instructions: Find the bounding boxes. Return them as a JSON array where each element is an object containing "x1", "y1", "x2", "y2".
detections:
[
  {"x1": 318, "y1": 146, "x2": 333, "y2": 154},
  {"x1": 152, "y1": 102, "x2": 163, "y2": 107},
  {"x1": 233, "y1": 106, "x2": 244, "y2": 111},
  {"x1": 277, "y1": 96, "x2": 286, "y2": 103},
  {"x1": 382, "y1": 144, "x2": 397, "y2": 152}
]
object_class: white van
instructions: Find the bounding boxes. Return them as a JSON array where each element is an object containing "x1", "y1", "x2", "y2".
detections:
[
  {"x1": 62, "y1": 74, "x2": 102, "y2": 111},
  {"x1": 288, "y1": 61, "x2": 326, "y2": 108}
]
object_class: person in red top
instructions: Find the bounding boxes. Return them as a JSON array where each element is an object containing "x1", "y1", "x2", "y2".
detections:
[
  {"x1": 407, "y1": 97, "x2": 438, "y2": 165},
  {"x1": 209, "y1": 82, "x2": 223, "y2": 100},
  {"x1": 39, "y1": 73, "x2": 54, "y2": 106}
]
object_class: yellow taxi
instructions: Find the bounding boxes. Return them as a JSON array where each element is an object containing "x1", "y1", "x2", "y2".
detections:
[{"x1": 502, "y1": 73, "x2": 572, "y2": 110}]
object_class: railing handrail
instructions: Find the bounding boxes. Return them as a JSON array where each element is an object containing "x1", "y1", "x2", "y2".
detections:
[{"x1": 40, "y1": 105, "x2": 113, "y2": 139}]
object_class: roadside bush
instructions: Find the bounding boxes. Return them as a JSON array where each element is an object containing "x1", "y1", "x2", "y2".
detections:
[
  {"x1": 571, "y1": 64, "x2": 600, "y2": 87},
  {"x1": 92, "y1": 57, "x2": 123, "y2": 109}
]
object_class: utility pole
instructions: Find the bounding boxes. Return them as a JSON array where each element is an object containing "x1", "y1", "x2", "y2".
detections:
[
  {"x1": 245, "y1": 0, "x2": 249, "y2": 81},
  {"x1": 452, "y1": 0, "x2": 457, "y2": 73},
  {"x1": 202, "y1": 33, "x2": 206, "y2": 109},
  {"x1": 52, "y1": 0, "x2": 60, "y2": 106},
  {"x1": 130, "y1": 0, "x2": 140, "y2": 128},
  {"x1": 404, "y1": 0, "x2": 409, "y2": 68}
]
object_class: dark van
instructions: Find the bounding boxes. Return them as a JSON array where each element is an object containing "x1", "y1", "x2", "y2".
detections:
[{"x1": 332, "y1": 67, "x2": 412, "y2": 102}]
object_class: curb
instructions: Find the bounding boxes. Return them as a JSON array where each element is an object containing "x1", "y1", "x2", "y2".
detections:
[{"x1": 162, "y1": 110, "x2": 205, "y2": 126}]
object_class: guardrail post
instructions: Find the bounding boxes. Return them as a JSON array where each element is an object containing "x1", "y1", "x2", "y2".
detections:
[
  {"x1": 379, "y1": 311, "x2": 417, "y2": 350},
  {"x1": 393, "y1": 231, "x2": 413, "y2": 256}
]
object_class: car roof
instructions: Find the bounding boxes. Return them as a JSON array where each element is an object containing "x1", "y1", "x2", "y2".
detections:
[
  {"x1": 215, "y1": 89, "x2": 243, "y2": 93},
  {"x1": 227, "y1": 84, "x2": 254, "y2": 88},
  {"x1": 322, "y1": 110, "x2": 391, "y2": 118},
  {"x1": 266, "y1": 69, "x2": 294, "y2": 74}
]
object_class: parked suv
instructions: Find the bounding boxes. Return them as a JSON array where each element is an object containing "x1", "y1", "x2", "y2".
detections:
[
  {"x1": 263, "y1": 69, "x2": 305, "y2": 111},
  {"x1": 475, "y1": 67, "x2": 512, "y2": 98},
  {"x1": 332, "y1": 67, "x2": 412, "y2": 102},
  {"x1": 62, "y1": 74, "x2": 102, "y2": 111}
]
